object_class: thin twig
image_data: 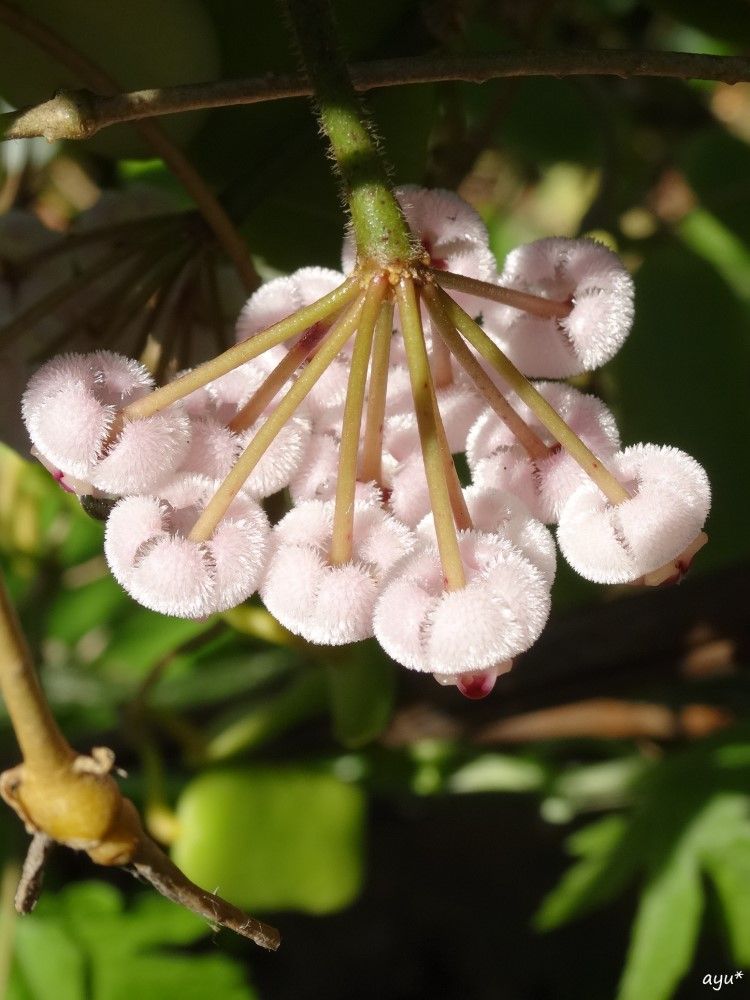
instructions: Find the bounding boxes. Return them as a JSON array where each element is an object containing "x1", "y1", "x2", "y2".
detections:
[
  {"x1": 131, "y1": 835, "x2": 281, "y2": 950},
  {"x1": 14, "y1": 833, "x2": 53, "y2": 914},
  {"x1": 3, "y1": 49, "x2": 750, "y2": 143}
]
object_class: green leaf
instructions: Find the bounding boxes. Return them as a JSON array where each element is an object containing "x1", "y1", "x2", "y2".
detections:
[
  {"x1": 680, "y1": 130, "x2": 750, "y2": 246},
  {"x1": 609, "y1": 242, "x2": 750, "y2": 569},
  {"x1": 704, "y1": 836, "x2": 750, "y2": 966},
  {"x1": 45, "y1": 574, "x2": 128, "y2": 645},
  {"x1": 10, "y1": 914, "x2": 85, "y2": 1000},
  {"x1": 617, "y1": 852, "x2": 703, "y2": 1000},
  {"x1": 447, "y1": 753, "x2": 547, "y2": 794},
  {"x1": 172, "y1": 766, "x2": 365, "y2": 913},
  {"x1": 202, "y1": 668, "x2": 328, "y2": 760},
  {"x1": 9, "y1": 882, "x2": 257, "y2": 1000},
  {"x1": 93, "y1": 609, "x2": 212, "y2": 681},
  {"x1": 326, "y1": 641, "x2": 396, "y2": 748},
  {"x1": 642, "y1": 0, "x2": 750, "y2": 49},
  {"x1": 151, "y1": 648, "x2": 297, "y2": 712},
  {"x1": 534, "y1": 814, "x2": 637, "y2": 930}
]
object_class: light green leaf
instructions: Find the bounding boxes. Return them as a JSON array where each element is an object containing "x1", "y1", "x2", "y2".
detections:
[
  {"x1": 704, "y1": 836, "x2": 750, "y2": 966},
  {"x1": 534, "y1": 814, "x2": 636, "y2": 931},
  {"x1": 9, "y1": 882, "x2": 257, "y2": 1000},
  {"x1": 10, "y1": 915, "x2": 85, "y2": 1000},
  {"x1": 617, "y1": 852, "x2": 703, "y2": 1000},
  {"x1": 447, "y1": 753, "x2": 546, "y2": 794},
  {"x1": 172, "y1": 766, "x2": 365, "y2": 914}
]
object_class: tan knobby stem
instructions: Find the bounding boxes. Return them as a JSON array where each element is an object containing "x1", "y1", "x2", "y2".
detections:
[{"x1": 0, "y1": 572, "x2": 280, "y2": 948}]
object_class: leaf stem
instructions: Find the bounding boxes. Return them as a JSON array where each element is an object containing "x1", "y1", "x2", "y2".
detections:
[
  {"x1": 422, "y1": 284, "x2": 550, "y2": 462},
  {"x1": 359, "y1": 301, "x2": 393, "y2": 486},
  {"x1": 228, "y1": 322, "x2": 331, "y2": 434},
  {"x1": 0, "y1": 574, "x2": 74, "y2": 774},
  {"x1": 431, "y1": 269, "x2": 572, "y2": 320}
]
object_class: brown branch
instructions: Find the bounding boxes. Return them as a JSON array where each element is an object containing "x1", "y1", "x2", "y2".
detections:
[
  {"x1": 0, "y1": 569, "x2": 280, "y2": 949},
  {"x1": 0, "y1": 0, "x2": 258, "y2": 291},
  {"x1": 131, "y1": 837, "x2": 281, "y2": 951},
  {"x1": 3, "y1": 49, "x2": 750, "y2": 143},
  {"x1": 14, "y1": 833, "x2": 53, "y2": 915}
]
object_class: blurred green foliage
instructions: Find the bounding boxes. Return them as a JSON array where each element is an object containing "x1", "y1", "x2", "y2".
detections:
[{"x1": 2, "y1": 0, "x2": 750, "y2": 998}]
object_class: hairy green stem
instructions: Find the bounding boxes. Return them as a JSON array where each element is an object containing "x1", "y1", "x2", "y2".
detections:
[{"x1": 283, "y1": 0, "x2": 414, "y2": 265}]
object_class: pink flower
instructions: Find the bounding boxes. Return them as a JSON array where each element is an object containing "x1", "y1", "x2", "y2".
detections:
[
  {"x1": 467, "y1": 382, "x2": 621, "y2": 523},
  {"x1": 486, "y1": 237, "x2": 634, "y2": 377},
  {"x1": 557, "y1": 444, "x2": 711, "y2": 583},
  {"x1": 373, "y1": 532, "x2": 551, "y2": 674},
  {"x1": 261, "y1": 499, "x2": 415, "y2": 644},
  {"x1": 22, "y1": 351, "x2": 190, "y2": 495},
  {"x1": 104, "y1": 473, "x2": 270, "y2": 617},
  {"x1": 417, "y1": 485, "x2": 557, "y2": 586}
]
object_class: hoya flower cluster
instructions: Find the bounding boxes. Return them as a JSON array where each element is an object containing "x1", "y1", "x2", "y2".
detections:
[{"x1": 20, "y1": 187, "x2": 711, "y2": 698}]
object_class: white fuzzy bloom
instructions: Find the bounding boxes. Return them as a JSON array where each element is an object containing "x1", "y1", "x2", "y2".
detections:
[
  {"x1": 234, "y1": 415, "x2": 312, "y2": 498},
  {"x1": 175, "y1": 356, "x2": 312, "y2": 497},
  {"x1": 486, "y1": 237, "x2": 634, "y2": 377},
  {"x1": 417, "y1": 485, "x2": 556, "y2": 586},
  {"x1": 104, "y1": 473, "x2": 270, "y2": 617},
  {"x1": 235, "y1": 266, "x2": 345, "y2": 343},
  {"x1": 467, "y1": 382, "x2": 621, "y2": 523},
  {"x1": 374, "y1": 531, "x2": 551, "y2": 674},
  {"x1": 387, "y1": 454, "x2": 432, "y2": 529},
  {"x1": 22, "y1": 351, "x2": 189, "y2": 495},
  {"x1": 557, "y1": 444, "x2": 711, "y2": 583},
  {"x1": 261, "y1": 499, "x2": 415, "y2": 645},
  {"x1": 382, "y1": 367, "x2": 484, "y2": 455}
]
